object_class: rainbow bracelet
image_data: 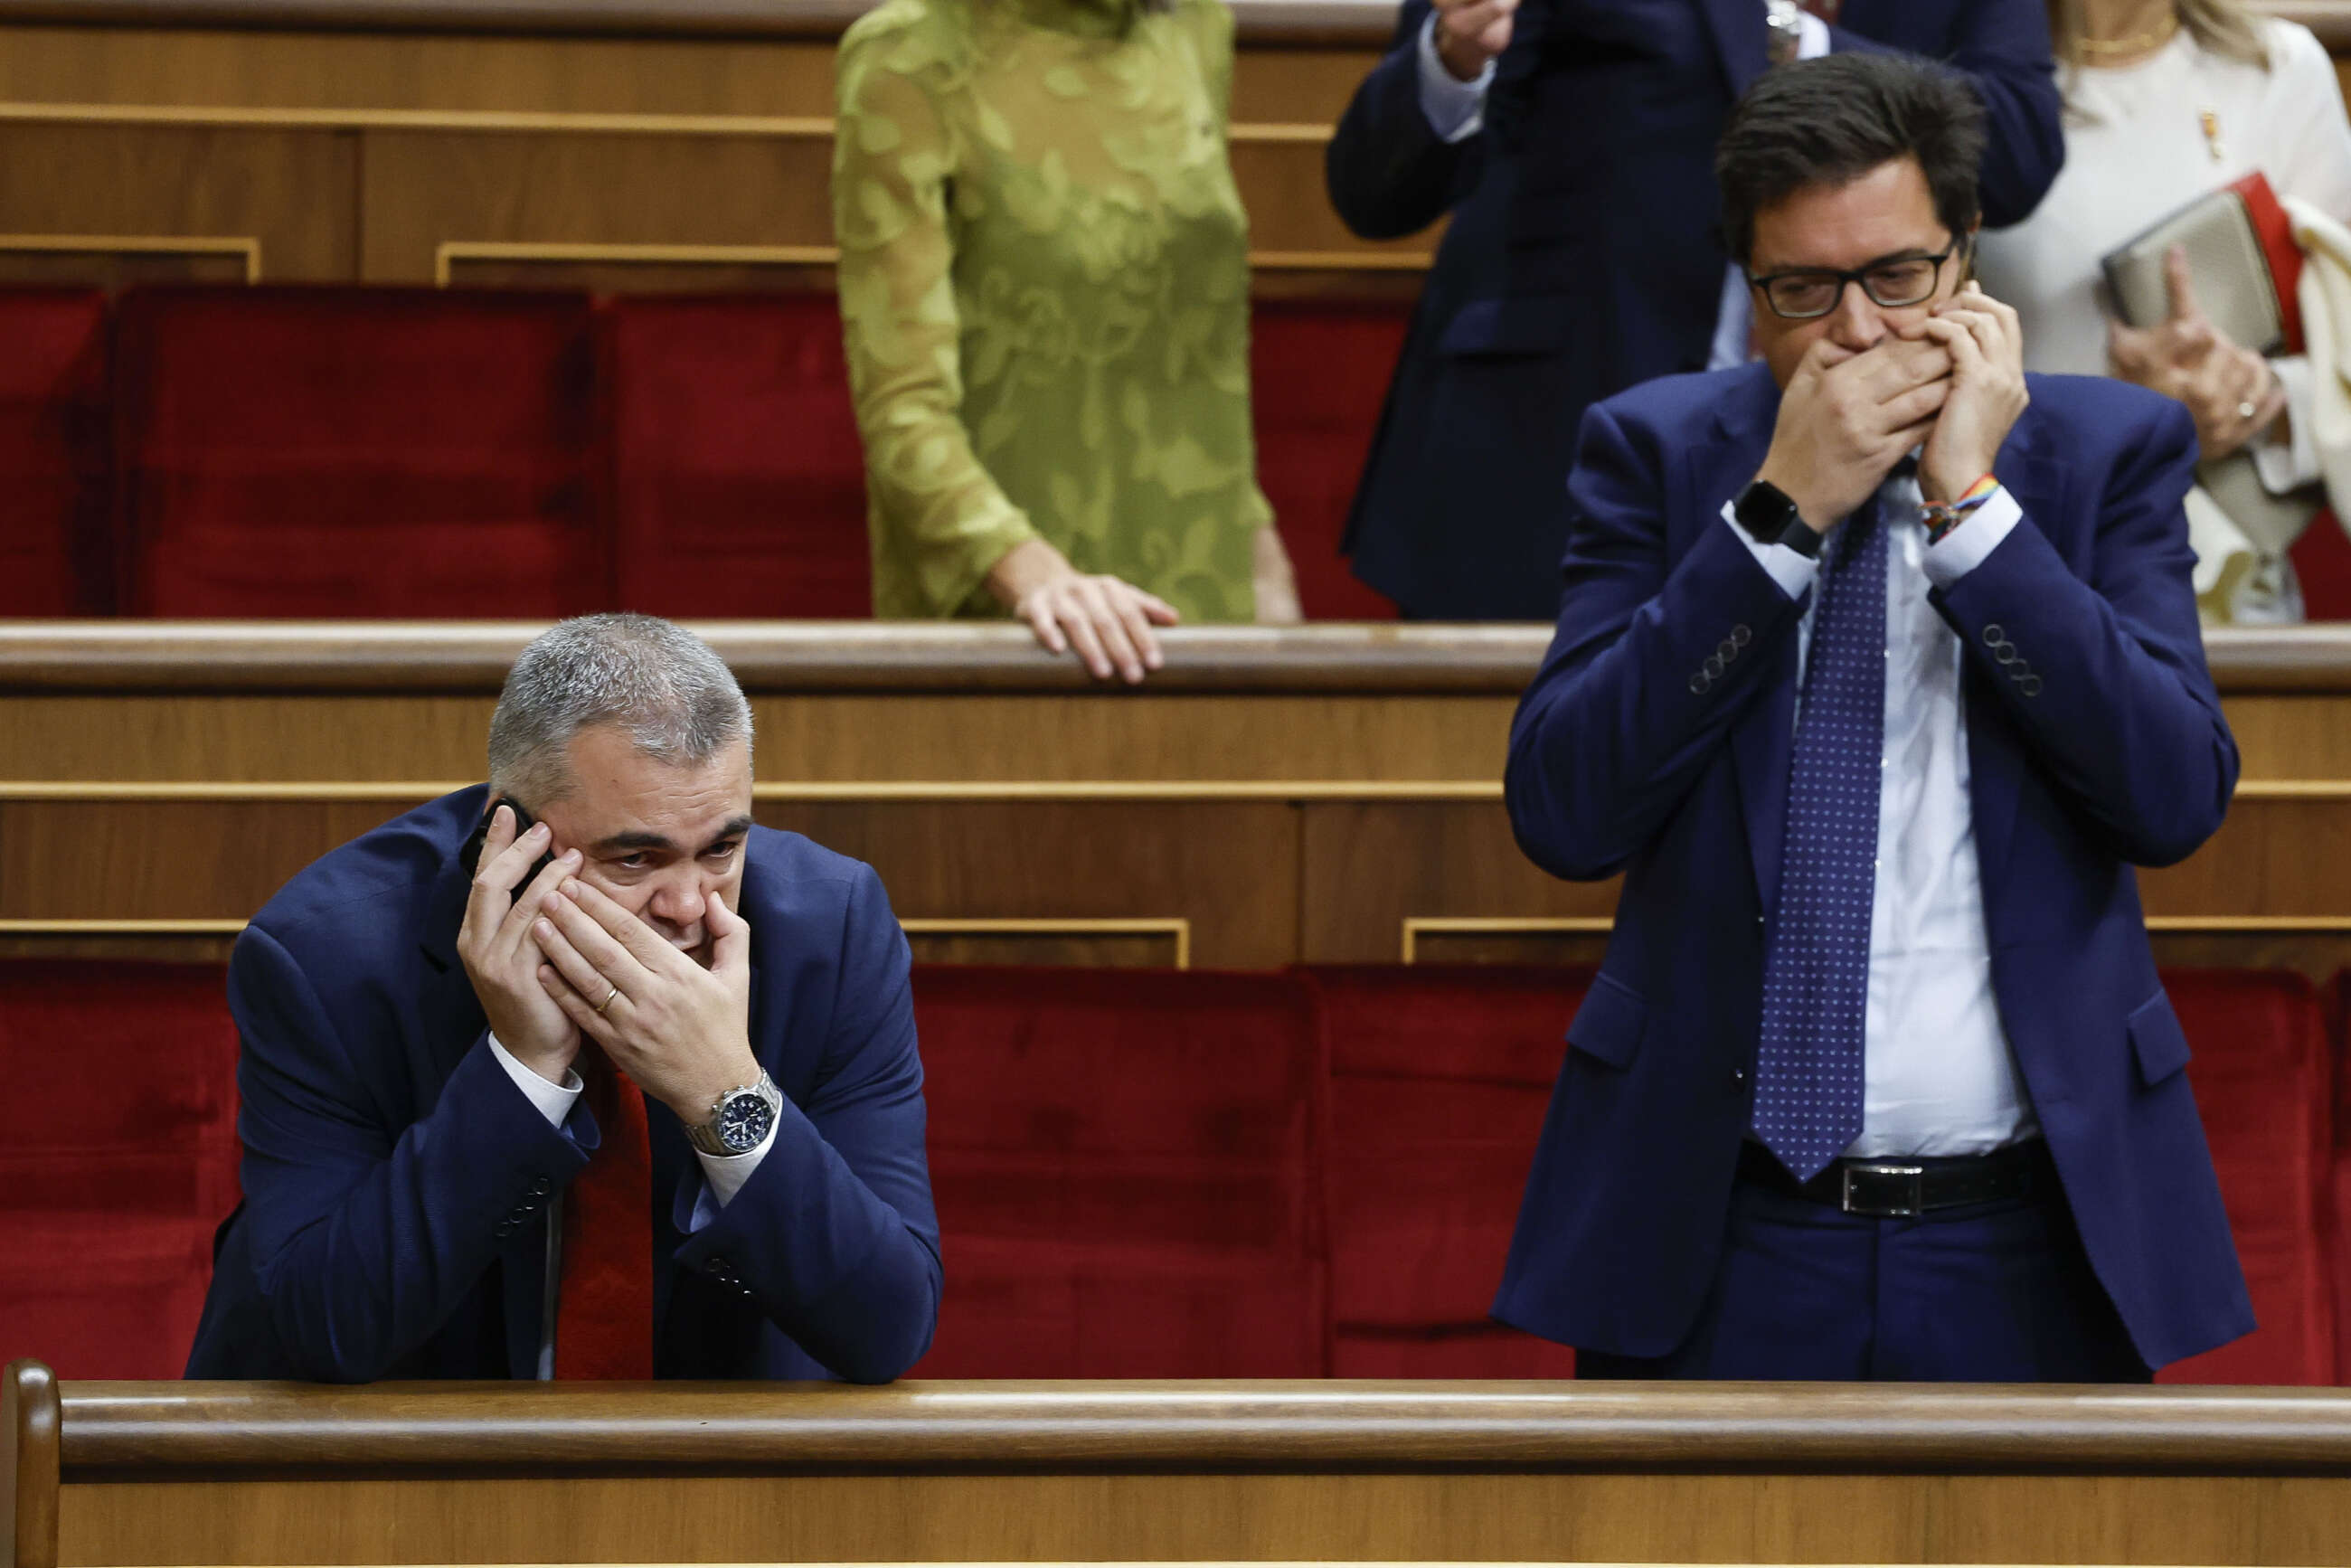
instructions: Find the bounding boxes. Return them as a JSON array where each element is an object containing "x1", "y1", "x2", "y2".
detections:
[{"x1": 1922, "y1": 473, "x2": 1999, "y2": 546}]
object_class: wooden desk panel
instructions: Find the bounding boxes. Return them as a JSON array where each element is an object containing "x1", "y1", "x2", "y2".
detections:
[
  {"x1": 18, "y1": 1369, "x2": 2351, "y2": 1566},
  {"x1": 2, "y1": 625, "x2": 2348, "y2": 971}
]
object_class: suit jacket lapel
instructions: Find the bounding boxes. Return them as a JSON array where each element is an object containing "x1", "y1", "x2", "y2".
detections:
[{"x1": 1695, "y1": 0, "x2": 1770, "y2": 100}]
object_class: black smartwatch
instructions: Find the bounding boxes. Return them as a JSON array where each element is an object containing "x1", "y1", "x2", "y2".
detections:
[{"x1": 1734, "y1": 479, "x2": 1824, "y2": 559}]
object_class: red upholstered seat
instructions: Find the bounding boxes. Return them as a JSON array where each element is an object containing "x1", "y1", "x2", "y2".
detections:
[
  {"x1": 605, "y1": 294, "x2": 871, "y2": 618},
  {"x1": 0, "y1": 961, "x2": 240, "y2": 1377},
  {"x1": 2158, "y1": 968, "x2": 2335, "y2": 1384},
  {"x1": 112, "y1": 287, "x2": 606, "y2": 618},
  {"x1": 1301, "y1": 964, "x2": 1590, "y2": 1377},
  {"x1": 907, "y1": 966, "x2": 1328, "y2": 1375},
  {"x1": 1250, "y1": 298, "x2": 1408, "y2": 621},
  {"x1": 0, "y1": 288, "x2": 110, "y2": 615}
]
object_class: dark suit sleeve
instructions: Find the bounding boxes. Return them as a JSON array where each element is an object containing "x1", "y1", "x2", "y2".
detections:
[
  {"x1": 1829, "y1": 0, "x2": 2063, "y2": 229},
  {"x1": 230, "y1": 923, "x2": 588, "y2": 1383},
  {"x1": 1931, "y1": 401, "x2": 2238, "y2": 866},
  {"x1": 1325, "y1": 0, "x2": 1480, "y2": 241},
  {"x1": 674, "y1": 864, "x2": 941, "y2": 1384},
  {"x1": 1505, "y1": 400, "x2": 1809, "y2": 882}
]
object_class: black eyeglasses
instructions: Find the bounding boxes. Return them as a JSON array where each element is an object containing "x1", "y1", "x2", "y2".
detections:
[{"x1": 1744, "y1": 237, "x2": 1969, "y2": 320}]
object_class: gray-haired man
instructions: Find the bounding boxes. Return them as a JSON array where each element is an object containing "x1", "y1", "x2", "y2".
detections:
[{"x1": 187, "y1": 614, "x2": 940, "y2": 1383}]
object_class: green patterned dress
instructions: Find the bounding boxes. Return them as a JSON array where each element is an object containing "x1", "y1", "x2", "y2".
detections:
[{"x1": 833, "y1": 0, "x2": 1271, "y2": 621}]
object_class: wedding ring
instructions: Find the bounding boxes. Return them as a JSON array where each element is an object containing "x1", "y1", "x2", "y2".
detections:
[
  {"x1": 2237, "y1": 400, "x2": 2259, "y2": 420},
  {"x1": 594, "y1": 981, "x2": 619, "y2": 1015}
]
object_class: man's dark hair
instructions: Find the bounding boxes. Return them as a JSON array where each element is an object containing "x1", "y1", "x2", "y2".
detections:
[{"x1": 1714, "y1": 52, "x2": 1987, "y2": 268}]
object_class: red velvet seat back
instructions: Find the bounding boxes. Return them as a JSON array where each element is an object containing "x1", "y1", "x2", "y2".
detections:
[
  {"x1": 908, "y1": 966, "x2": 1328, "y2": 1375},
  {"x1": 1250, "y1": 299, "x2": 1408, "y2": 620},
  {"x1": 1301, "y1": 964, "x2": 1591, "y2": 1376},
  {"x1": 605, "y1": 294, "x2": 871, "y2": 618},
  {"x1": 112, "y1": 287, "x2": 606, "y2": 618},
  {"x1": 0, "y1": 960, "x2": 239, "y2": 1377},
  {"x1": 0, "y1": 288, "x2": 110, "y2": 615},
  {"x1": 2158, "y1": 968, "x2": 2335, "y2": 1384}
]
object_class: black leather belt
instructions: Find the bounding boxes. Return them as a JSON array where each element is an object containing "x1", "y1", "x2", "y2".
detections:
[{"x1": 1736, "y1": 1138, "x2": 2052, "y2": 1218}]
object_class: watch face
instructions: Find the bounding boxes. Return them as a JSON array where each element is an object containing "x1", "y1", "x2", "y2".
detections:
[{"x1": 715, "y1": 1090, "x2": 777, "y2": 1154}]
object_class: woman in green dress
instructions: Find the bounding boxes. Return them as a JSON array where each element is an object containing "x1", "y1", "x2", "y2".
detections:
[{"x1": 834, "y1": 0, "x2": 1298, "y2": 683}]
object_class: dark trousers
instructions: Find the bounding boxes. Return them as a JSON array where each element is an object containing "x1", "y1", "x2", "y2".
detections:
[{"x1": 1577, "y1": 1157, "x2": 2152, "y2": 1383}]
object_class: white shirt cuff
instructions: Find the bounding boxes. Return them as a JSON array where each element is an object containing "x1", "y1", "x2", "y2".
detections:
[
  {"x1": 2251, "y1": 355, "x2": 2319, "y2": 495},
  {"x1": 1796, "y1": 10, "x2": 1829, "y2": 57},
  {"x1": 1920, "y1": 485, "x2": 2022, "y2": 589},
  {"x1": 1415, "y1": 12, "x2": 1491, "y2": 143},
  {"x1": 1720, "y1": 498, "x2": 1820, "y2": 600},
  {"x1": 693, "y1": 1131, "x2": 775, "y2": 1213},
  {"x1": 487, "y1": 1032, "x2": 583, "y2": 1128}
]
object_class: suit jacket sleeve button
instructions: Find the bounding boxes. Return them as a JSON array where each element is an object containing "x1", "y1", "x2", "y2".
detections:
[
  {"x1": 1732, "y1": 624, "x2": 1751, "y2": 646},
  {"x1": 1982, "y1": 624, "x2": 2005, "y2": 645},
  {"x1": 1690, "y1": 673, "x2": 1711, "y2": 694}
]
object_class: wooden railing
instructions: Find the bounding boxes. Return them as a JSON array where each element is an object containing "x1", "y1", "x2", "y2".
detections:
[{"x1": 14, "y1": 1359, "x2": 2351, "y2": 1565}]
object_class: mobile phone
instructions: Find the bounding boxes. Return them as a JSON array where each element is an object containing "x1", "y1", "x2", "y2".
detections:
[{"x1": 458, "y1": 795, "x2": 559, "y2": 903}]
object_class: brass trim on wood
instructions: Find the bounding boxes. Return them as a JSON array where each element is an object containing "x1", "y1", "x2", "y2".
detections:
[
  {"x1": 433, "y1": 240, "x2": 1423, "y2": 282},
  {"x1": 0, "y1": 231, "x2": 259, "y2": 279},
  {"x1": 1402, "y1": 913, "x2": 2351, "y2": 960},
  {"x1": 1401, "y1": 916, "x2": 1613, "y2": 962},
  {"x1": 436, "y1": 239, "x2": 837, "y2": 284},
  {"x1": 0, "y1": 100, "x2": 1337, "y2": 146},
  {"x1": 901, "y1": 917, "x2": 1190, "y2": 968},
  {"x1": 0, "y1": 917, "x2": 1193, "y2": 963},
  {"x1": 0, "y1": 779, "x2": 1504, "y2": 803}
]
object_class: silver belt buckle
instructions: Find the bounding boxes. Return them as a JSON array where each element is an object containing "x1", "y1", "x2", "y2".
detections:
[{"x1": 1842, "y1": 1161, "x2": 1926, "y2": 1217}]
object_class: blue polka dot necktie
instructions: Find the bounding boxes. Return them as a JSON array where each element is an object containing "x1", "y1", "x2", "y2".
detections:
[{"x1": 1752, "y1": 503, "x2": 1887, "y2": 1182}]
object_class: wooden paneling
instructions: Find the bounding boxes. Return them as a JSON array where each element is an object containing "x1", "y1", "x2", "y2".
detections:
[
  {"x1": 52, "y1": 1470, "x2": 2351, "y2": 1564},
  {"x1": 768, "y1": 800, "x2": 1298, "y2": 968},
  {"x1": 0, "y1": 120, "x2": 354, "y2": 280},
  {"x1": 2, "y1": 626, "x2": 2348, "y2": 970}
]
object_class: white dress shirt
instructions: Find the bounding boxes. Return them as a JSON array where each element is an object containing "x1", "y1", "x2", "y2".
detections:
[
  {"x1": 1414, "y1": 5, "x2": 1827, "y2": 373},
  {"x1": 488, "y1": 1032, "x2": 776, "y2": 1377},
  {"x1": 1725, "y1": 473, "x2": 2041, "y2": 1157}
]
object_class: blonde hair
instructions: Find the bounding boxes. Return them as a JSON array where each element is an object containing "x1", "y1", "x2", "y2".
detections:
[{"x1": 2046, "y1": 0, "x2": 2269, "y2": 71}]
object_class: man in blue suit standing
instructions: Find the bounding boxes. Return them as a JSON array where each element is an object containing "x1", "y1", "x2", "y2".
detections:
[
  {"x1": 1497, "y1": 54, "x2": 2251, "y2": 1378},
  {"x1": 1327, "y1": 0, "x2": 2064, "y2": 619},
  {"x1": 187, "y1": 613, "x2": 939, "y2": 1382}
]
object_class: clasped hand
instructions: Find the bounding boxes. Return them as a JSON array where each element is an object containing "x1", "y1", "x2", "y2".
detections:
[
  {"x1": 458, "y1": 805, "x2": 758, "y2": 1123},
  {"x1": 1757, "y1": 282, "x2": 2030, "y2": 531},
  {"x1": 531, "y1": 877, "x2": 760, "y2": 1125}
]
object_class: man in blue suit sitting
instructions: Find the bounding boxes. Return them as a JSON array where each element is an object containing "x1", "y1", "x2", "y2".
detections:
[
  {"x1": 187, "y1": 614, "x2": 939, "y2": 1382},
  {"x1": 1497, "y1": 54, "x2": 2250, "y2": 1379},
  {"x1": 1327, "y1": 0, "x2": 2063, "y2": 619}
]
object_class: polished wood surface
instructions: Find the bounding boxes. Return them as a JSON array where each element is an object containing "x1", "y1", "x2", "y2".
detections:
[
  {"x1": 7, "y1": 622, "x2": 2351, "y2": 695},
  {"x1": 18, "y1": 1371, "x2": 2351, "y2": 1564},
  {"x1": 1, "y1": 625, "x2": 2348, "y2": 969},
  {"x1": 5, "y1": 1362, "x2": 61, "y2": 1568},
  {"x1": 0, "y1": 0, "x2": 2339, "y2": 48}
]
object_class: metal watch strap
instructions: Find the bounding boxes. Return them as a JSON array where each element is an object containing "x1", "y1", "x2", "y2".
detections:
[{"x1": 686, "y1": 1072, "x2": 782, "y2": 1157}]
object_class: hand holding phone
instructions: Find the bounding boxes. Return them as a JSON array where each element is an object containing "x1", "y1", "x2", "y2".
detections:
[{"x1": 455, "y1": 799, "x2": 583, "y2": 1082}]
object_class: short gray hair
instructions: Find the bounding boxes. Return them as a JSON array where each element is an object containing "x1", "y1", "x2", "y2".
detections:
[{"x1": 486, "y1": 614, "x2": 754, "y2": 807}]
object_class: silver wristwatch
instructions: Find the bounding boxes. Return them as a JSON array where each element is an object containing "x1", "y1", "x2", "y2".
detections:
[
  {"x1": 1764, "y1": 0, "x2": 1804, "y2": 65},
  {"x1": 685, "y1": 1072, "x2": 783, "y2": 1157}
]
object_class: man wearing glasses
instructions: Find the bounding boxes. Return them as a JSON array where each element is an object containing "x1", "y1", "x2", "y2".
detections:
[{"x1": 1497, "y1": 52, "x2": 2250, "y2": 1380}]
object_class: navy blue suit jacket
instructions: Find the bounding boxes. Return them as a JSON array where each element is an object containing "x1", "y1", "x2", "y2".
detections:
[
  {"x1": 1496, "y1": 366, "x2": 2254, "y2": 1369},
  {"x1": 184, "y1": 786, "x2": 941, "y2": 1383},
  {"x1": 1327, "y1": 0, "x2": 2064, "y2": 619}
]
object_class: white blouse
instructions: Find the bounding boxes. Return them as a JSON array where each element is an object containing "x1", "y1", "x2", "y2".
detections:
[{"x1": 1977, "y1": 19, "x2": 2351, "y2": 500}]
